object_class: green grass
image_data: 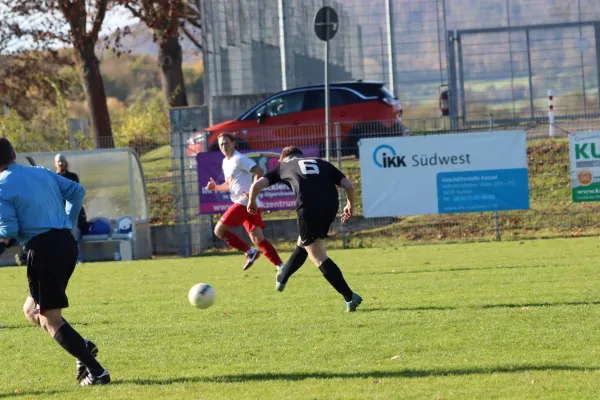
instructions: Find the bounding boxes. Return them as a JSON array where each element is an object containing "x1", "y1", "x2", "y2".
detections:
[
  {"x1": 140, "y1": 145, "x2": 175, "y2": 224},
  {"x1": 2, "y1": 237, "x2": 600, "y2": 399}
]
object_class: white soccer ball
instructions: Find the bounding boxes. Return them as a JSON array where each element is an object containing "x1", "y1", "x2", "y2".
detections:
[{"x1": 188, "y1": 283, "x2": 216, "y2": 309}]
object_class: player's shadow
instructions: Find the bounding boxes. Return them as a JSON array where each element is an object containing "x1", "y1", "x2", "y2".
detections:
[
  {"x1": 477, "y1": 300, "x2": 600, "y2": 309},
  {"x1": 0, "y1": 390, "x2": 62, "y2": 398},
  {"x1": 363, "y1": 264, "x2": 547, "y2": 276},
  {"x1": 114, "y1": 364, "x2": 599, "y2": 386},
  {"x1": 360, "y1": 306, "x2": 456, "y2": 312}
]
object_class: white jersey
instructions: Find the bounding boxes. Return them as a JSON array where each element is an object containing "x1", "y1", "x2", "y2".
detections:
[{"x1": 222, "y1": 151, "x2": 261, "y2": 207}]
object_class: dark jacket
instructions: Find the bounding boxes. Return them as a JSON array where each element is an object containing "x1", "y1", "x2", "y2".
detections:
[{"x1": 59, "y1": 170, "x2": 89, "y2": 233}]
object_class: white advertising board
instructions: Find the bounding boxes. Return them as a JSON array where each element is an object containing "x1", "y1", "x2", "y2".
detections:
[{"x1": 359, "y1": 131, "x2": 529, "y2": 218}]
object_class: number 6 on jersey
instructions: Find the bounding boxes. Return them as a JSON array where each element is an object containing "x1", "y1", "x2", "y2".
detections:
[{"x1": 298, "y1": 159, "x2": 320, "y2": 175}]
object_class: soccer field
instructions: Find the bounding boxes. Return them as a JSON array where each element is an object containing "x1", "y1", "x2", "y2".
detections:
[{"x1": 1, "y1": 238, "x2": 600, "y2": 399}]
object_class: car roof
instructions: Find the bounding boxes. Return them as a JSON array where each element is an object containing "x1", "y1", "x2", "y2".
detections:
[{"x1": 289, "y1": 81, "x2": 386, "y2": 91}]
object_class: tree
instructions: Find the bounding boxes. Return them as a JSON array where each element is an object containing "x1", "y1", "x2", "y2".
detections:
[
  {"x1": 0, "y1": 51, "x2": 78, "y2": 120},
  {"x1": 121, "y1": 0, "x2": 200, "y2": 108},
  {"x1": 0, "y1": 0, "x2": 115, "y2": 148}
]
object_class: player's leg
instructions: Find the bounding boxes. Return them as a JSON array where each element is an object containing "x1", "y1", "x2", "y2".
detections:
[
  {"x1": 304, "y1": 239, "x2": 362, "y2": 311},
  {"x1": 245, "y1": 209, "x2": 284, "y2": 270},
  {"x1": 33, "y1": 229, "x2": 110, "y2": 385},
  {"x1": 274, "y1": 236, "x2": 309, "y2": 292},
  {"x1": 39, "y1": 308, "x2": 109, "y2": 385},
  {"x1": 215, "y1": 204, "x2": 258, "y2": 264},
  {"x1": 302, "y1": 207, "x2": 362, "y2": 311},
  {"x1": 23, "y1": 296, "x2": 40, "y2": 326}
]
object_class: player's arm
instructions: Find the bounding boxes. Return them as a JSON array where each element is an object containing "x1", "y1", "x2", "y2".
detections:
[
  {"x1": 250, "y1": 165, "x2": 264, "y2": 181},
  {"x1": 206, "y1": 177, "x2": 229, "y2": 192},
  {"x1": 328, "y1": 162, "x2": 355, "y2": 223},
  {"x1": 51, "y1": 170, "x2": 86, "y2": 226},
  {"x1": 247, "y1": 166, "x2": 281, "y2": 214},
  {"x1": 340, "y1": 177, "x2": 355, "y2": 223},
  {"x1": 0, "y1": 198, "x2": 19, "y2": 239},
  {"x1": 238, "y1": 155, "x2": 264, "y2": 182}
]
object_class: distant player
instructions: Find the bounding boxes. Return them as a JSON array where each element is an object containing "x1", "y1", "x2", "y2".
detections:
[
  {"x1": 0, "y1": 138, "x2": 109, "y2": 386},
  {"x1": 206, "y1": 132, "x2": 285, "y2": 271},
  {"x1": 247, "y1": 146, "x2": 362, "y2": 312}
]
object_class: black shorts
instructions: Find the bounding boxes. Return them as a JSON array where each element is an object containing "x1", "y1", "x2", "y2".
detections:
[
  {"x1": 297, "y1": 204, "x2": 338, "y2": 246},
  {"x1": 26, "y1": 229, "x2": 78, "y2": 311}
]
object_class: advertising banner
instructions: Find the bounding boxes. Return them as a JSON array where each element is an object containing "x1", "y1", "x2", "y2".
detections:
[
  {"x1": 196, "y1": 146, "x2": 320, "y2": 214},
  {"x1": 359, "y1": 131, "x2": 530, "y2": 217},
  {"x1": 569, "y1": 131, "x2": 600, "y2": 202}
]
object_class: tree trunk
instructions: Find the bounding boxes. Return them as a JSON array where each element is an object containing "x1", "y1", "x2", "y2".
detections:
[
  {"x1": 76, "y1": 39, "x2": 114, "y2": 148},
  {"x1": 158, "y1": 35, "x2": 189, "y2": 108}
]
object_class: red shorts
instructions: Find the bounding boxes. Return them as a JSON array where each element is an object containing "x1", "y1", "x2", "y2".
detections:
[{"x1": 220, "y1": 203, "x2": 266, "y2": 233}]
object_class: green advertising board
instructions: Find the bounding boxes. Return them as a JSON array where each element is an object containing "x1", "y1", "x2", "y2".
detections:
[{"x1": 569, "y1": 131, "x2": 600, "y2": 202}]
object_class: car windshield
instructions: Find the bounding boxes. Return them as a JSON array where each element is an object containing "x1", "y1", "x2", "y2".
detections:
[{"x1": 241, "y1": 92, "x2": 305, "y2": 121}]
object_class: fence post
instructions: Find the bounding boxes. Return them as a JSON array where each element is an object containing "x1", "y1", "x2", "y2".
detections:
[
  {"x1": 178, "y1": 129, "x2": 191, "y2": 257},
  {"x1": 204, "y1": 132, "x2": 216, "y2": 248},
  {"x1": 548, "y1": 90, "x2": 555, "y2": 137},
  {"x1": 335, "y1": 123, "x2": 347, "y2": 249},
  {"x1": 490, "y1": 113, "x2": 501, "y2": 241}
]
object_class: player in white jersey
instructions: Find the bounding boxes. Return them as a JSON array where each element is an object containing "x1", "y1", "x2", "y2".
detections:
[{"x1": 205, "y1": 132, "x2": 285, "y2": 271}]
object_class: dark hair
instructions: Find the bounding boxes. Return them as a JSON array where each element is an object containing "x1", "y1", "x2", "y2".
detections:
[
  {"x1": 0, "y1": 138, "x2": 15, "y2": 165},
  {"x1": 279, "y1": 146, "x2": 303, "y2": 162},
  {"x1": 218, "y1": 132, "x2": 236, "y2": 142}
]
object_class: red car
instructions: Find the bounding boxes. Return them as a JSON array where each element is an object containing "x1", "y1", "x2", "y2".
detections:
[{"x1": 187, "y1": 81, "x2": 407, "y2": 156}]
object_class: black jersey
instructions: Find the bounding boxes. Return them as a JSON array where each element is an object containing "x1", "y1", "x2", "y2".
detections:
[{"x1": 265, "y1": 157, "x2": 346, "y2": 210}]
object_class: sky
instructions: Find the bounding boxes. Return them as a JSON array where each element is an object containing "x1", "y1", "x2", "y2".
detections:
[{"x1": 1, "y1": 5, "x2": 140, "y2": 53}]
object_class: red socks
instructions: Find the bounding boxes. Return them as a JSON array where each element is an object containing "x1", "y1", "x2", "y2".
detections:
[
  {"x1": 258, "y1": 239, "x2": 283, "y2": 267},
  {"x1": 223, "y1": 231, "x2": 250, "y2": 253}
]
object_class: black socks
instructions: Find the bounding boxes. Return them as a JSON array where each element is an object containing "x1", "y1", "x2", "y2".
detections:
[
  {"x1": 279, "y1": 246, "x2": 308, "y2": 283},
  {"x1": 54, "y1": 320, "x2": 104, "y2": 375},
  {"x1": 318, "y1": 258, "x2": 353, "y2": 301}
]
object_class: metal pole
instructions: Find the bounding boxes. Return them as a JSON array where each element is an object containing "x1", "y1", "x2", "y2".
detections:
[
  {"x1": 278, "y1": 0, "x2": 287, "y2": 91},
  {"x1": 201, "y1": 0, "x2": 213, "y2": 126},
  {"x1": 335, "y1": 123, "x2": 346, "y2": 249},
  {"x1": 595, "y1": 23, "x2": 600, "y2": 111},
  {"x1": 436, "y1": 0, "x2": 444, "y2": 86},
  {"x1": 128, "y1": 152, "x2": 137, "y2": 259},
  {"x1": 325, "y1": 16, "x2": 331, "y2": 162},
  {"x1": 548, "y1": 90, "x2": 555, "y2": 137},
  {"x1": 526, "y1": 29, "x2": 535, "y2": 119},
  {"x1": 380, "y1": 27, "x2": 386, "y2": 82},
  {"x1": 209, "y1": 0, "x2": 221, "y2": 124},
  {"x1": 457, "y1": 33, "x2": 466, "y2": 124},
  {"x1": 506, "y1": 0, "x2": 517, "y2": 119},
  {"x1": 578, "y1": 0, "x2": 587, "y2": 113},
  {"x1": 179, "y1": 129, "x2": 191, "y2": 257},
  {"x1": 384, "y1": 0, "x2": 397, "y2": 96},
  {"x1": 489, "y1": 113, "x2": 501, "y2": 241},
  {"x1": 447, "y1": 31, "x2": 459, "y2": 130}
]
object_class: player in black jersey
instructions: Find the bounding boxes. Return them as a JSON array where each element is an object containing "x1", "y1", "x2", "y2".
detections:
[{"x1": 247, "y1": 146, "x2": 362, "y2": 312}]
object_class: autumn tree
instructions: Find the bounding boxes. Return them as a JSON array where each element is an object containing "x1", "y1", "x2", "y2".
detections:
[
  {"x1": 120, "y1": 0, "x2": 201, "y2": 108},
  {"x1": 0, "y1": 51, "x2": 78, "y2": 120},
  {"x1": 0, "y1": 0, "x2": 116, "y2": 148}
]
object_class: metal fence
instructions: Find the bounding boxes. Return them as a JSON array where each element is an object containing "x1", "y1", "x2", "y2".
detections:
[
  {"x1": 5, "y1": 113, "x2": 599, "y2": 257},
  {"x1": 198, "y1": 0, "x2": 600, "y2": 124},
  {"x1": 171, "y1": 113, "x2": 600, "y2": 256}
]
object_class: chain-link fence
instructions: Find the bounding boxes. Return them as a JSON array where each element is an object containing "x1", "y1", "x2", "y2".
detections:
[
  {"x1": 3, "y1": 114, "x2": 599, "y2": 256},
  {"x1": 170, "y1": 113, "x2": 600, "y2": 256},
  {"x1": 198, "y1": 0, "x2": 600, "y2": 123}
]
